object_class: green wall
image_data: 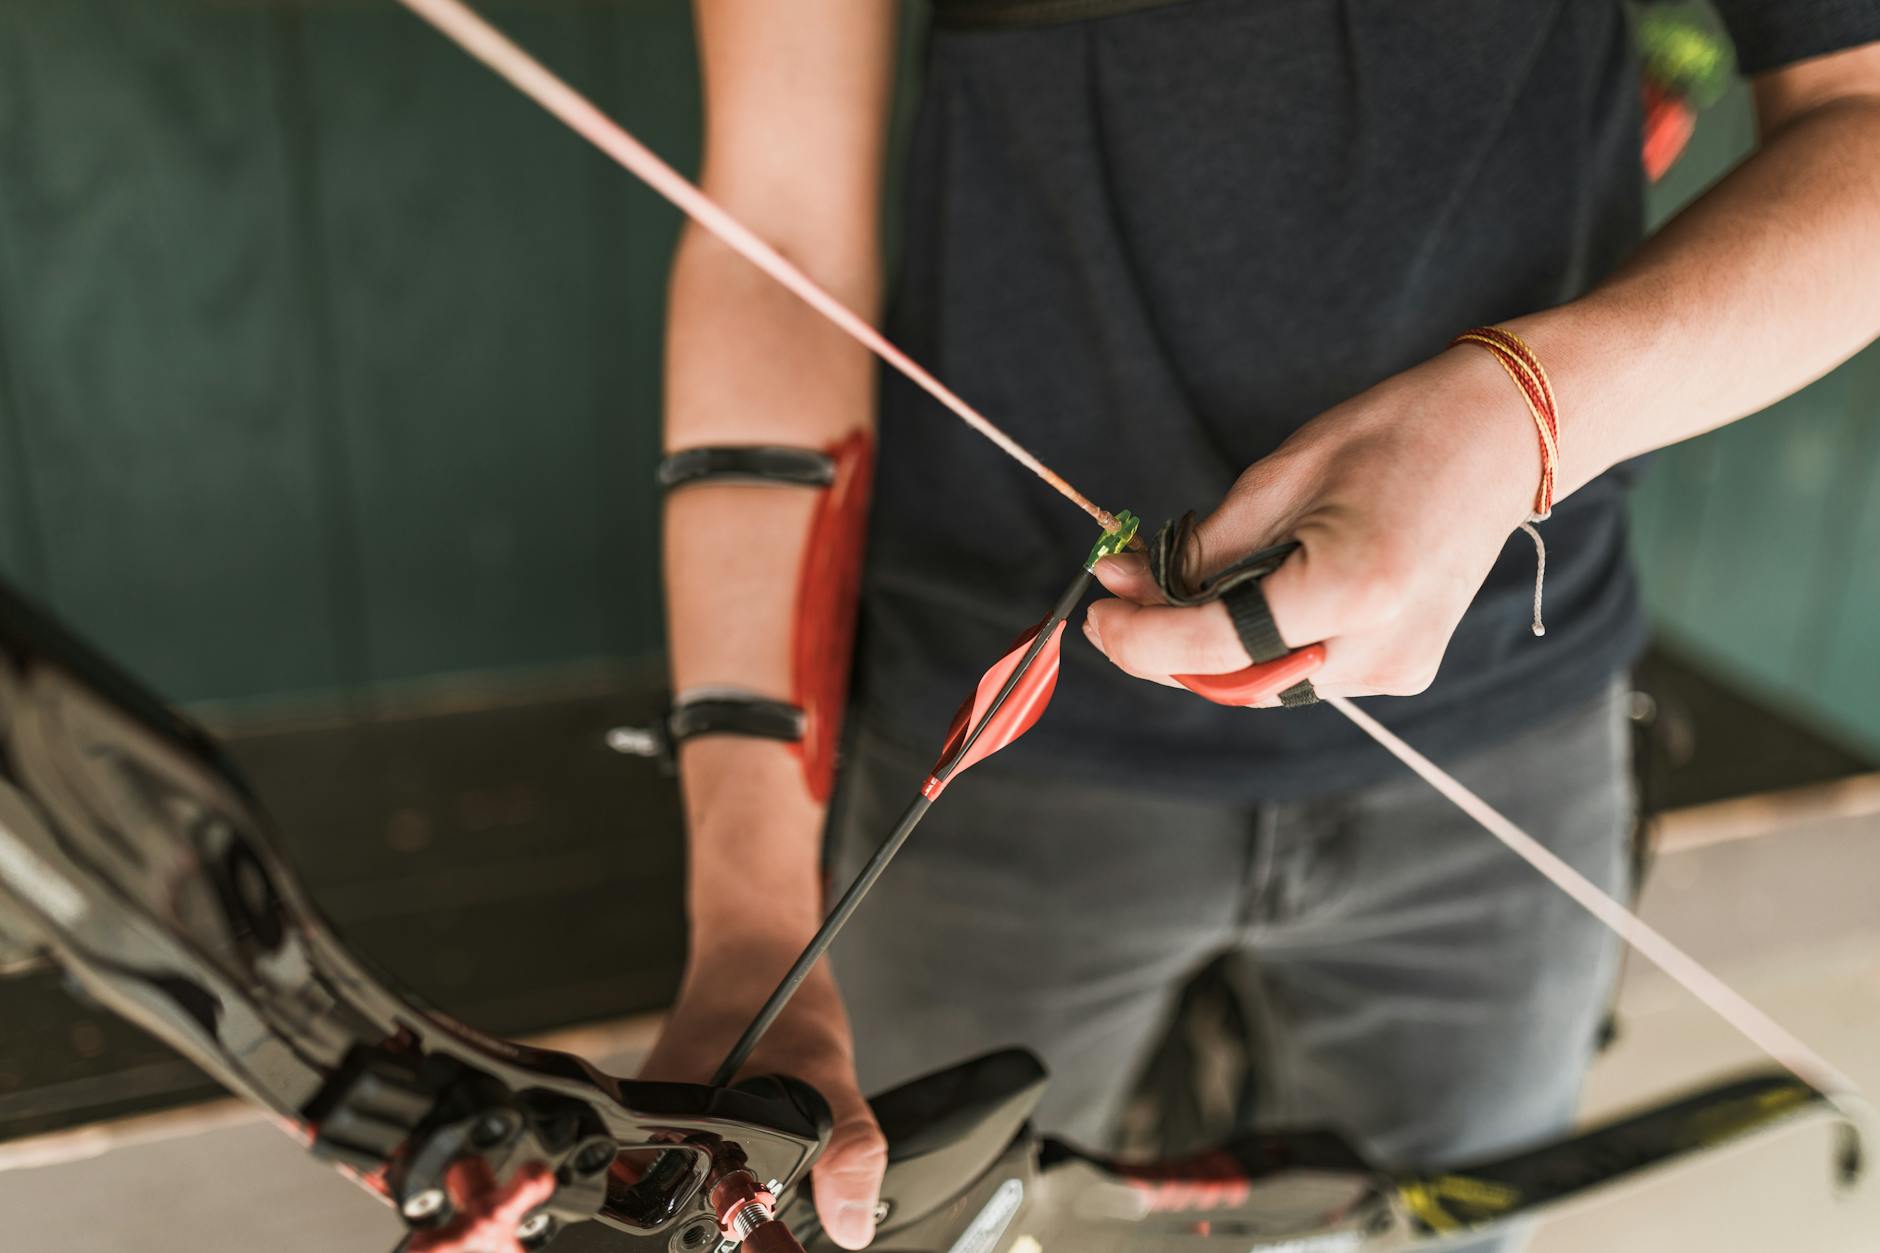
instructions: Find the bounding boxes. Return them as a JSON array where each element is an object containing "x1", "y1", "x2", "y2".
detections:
[
  {"x1": 0, "y1": 1, "x2": 698, "y2": 705},
  {"x1": 1, "y1": 2, "x2": 1874, "y2": 752}
]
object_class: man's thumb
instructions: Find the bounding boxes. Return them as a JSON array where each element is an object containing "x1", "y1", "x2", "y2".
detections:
[
  {"x1": 1090, "y1": 551, "x2": 1164, "y2": 605},
  {"x1": 812, "y1": 1103, "x2": 888, "y2": 1249}
]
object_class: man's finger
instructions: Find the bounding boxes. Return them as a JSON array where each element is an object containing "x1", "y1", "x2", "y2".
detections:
[
  {"x1": 1083, "y1": 597, "x2": 1250, "y2": 679},
  {"x1": 1184, "y1": 456, "x2": 1309, "y2": 572}
]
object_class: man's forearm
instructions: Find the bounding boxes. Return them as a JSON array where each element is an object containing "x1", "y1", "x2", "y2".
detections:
[
  {"x1": 1510, "y1": 85, "x2": 1880, "y2": 498},
  {"x1": 660, "y1": 0, "x2": 893, "y2": 977},
  {"x1": 663, "y1": 227, "x2": 878, "y2": 949}
]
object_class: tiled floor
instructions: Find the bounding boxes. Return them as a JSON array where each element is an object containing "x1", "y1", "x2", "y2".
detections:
[{"x1": 2, "y1": 809, "x2": 1875, "y2": 1253}]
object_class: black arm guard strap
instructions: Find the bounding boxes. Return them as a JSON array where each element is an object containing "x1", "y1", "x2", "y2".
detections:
[
  {"x1": 657, "y1": 447, "x2": 836, "y2": 491},
  {"x1": 611, "y1": 690, "x2": 806, "y2": 774},
  {"x1": 669, "y1": 692, "x2": 806, "y2": 744}
]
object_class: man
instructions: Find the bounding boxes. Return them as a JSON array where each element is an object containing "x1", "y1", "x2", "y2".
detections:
[{"x1": 639, "y1": 3, "x2": 1880, "y2": 1248}]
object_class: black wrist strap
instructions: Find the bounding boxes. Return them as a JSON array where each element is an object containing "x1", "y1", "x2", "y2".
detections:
[{"x1": 657, "y1": 447, "x2": 836, "y2": 491}]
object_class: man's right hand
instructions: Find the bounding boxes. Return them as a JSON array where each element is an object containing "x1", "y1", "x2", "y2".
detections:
[{"x1": 639, "y1": 935, "x2": 887, "y2": 1249}]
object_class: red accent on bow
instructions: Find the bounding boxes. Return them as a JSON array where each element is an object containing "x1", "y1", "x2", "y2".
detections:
[{"x1": 402, "y1": 1158, "x2": 556, "y2": 1253}]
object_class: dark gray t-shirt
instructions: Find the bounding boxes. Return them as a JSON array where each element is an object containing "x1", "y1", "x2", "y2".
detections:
[{"x1": 854, "y1": 0, "x2": 1880, "y2": 800}]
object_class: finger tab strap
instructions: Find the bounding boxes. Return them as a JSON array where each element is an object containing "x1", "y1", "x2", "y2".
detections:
[
  {"x1": 1224, "y1": 579, "x2": 1289, "y2": 664},
  {"x1": 1221, "y1": 580, "x2": 1319, "y2": 706}
]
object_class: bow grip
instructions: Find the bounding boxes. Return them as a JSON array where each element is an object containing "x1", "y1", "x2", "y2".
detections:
[{"x1": 1175, "y1": 644, "x2": 1327, "y2": 707}]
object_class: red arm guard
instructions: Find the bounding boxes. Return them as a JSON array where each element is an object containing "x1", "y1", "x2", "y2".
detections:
[{"x1": 791, "y1": 430, "x2": 873, "y2": 802}]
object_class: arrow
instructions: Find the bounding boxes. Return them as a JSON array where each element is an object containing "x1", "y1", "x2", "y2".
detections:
[{"x1": 709, "y1": 515, "x2": 1137, "y2": 1086}]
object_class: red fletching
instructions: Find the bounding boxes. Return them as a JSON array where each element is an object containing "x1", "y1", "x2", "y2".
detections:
[
  {"x1": 1641, "y1": 82, "x2": 1695, "y2": 182},
  {"x1": 923, "y1": 620, "x2": 1068, "y2": 798}
]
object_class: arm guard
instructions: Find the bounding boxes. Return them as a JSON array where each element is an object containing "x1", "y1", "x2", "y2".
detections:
[{"x1": 638, "y1": 432, "x2": 872, "y2": 802}]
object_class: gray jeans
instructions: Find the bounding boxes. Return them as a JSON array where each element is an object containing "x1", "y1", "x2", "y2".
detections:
[{"x1": 828, "y1": 683, "x2": 1631, "y2": 1188}]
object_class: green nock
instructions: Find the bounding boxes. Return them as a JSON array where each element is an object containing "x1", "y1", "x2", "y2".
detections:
[
  {"x1": 1086, "y1": 509, "x2": 1140, "y2": 569},
  {"x1": 1639, "y1": 12, "x2": 1732, "y2": 107}
]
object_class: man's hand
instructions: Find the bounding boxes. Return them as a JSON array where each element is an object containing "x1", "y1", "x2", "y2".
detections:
[
  {"x1": 639, "y1": 933, "x2": 886, "y2": 1249},
  {"x1": 1083, "y1": 346, "x2": 1542, "y2": 700}
]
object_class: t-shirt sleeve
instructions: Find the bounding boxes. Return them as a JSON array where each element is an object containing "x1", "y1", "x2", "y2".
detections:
[{"x1": 1708, "y1": 0, "x2": 1880, "y2": 75}]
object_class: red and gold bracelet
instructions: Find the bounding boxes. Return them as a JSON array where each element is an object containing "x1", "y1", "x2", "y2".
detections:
[{"x1": 1450, "y1": 326, "x2": 1560, "y2": 636}]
